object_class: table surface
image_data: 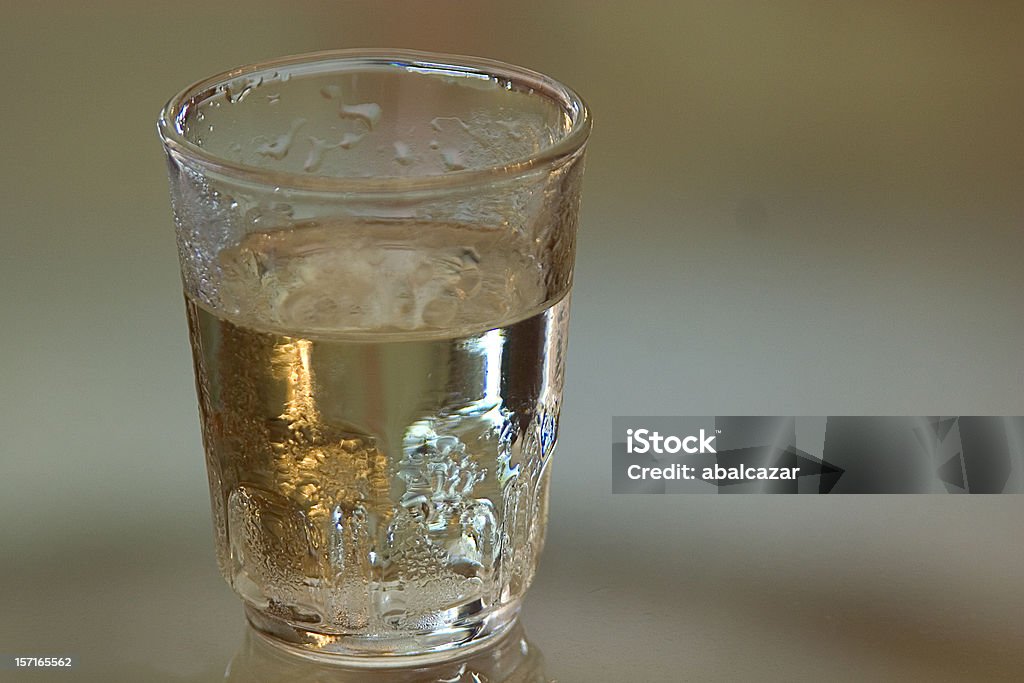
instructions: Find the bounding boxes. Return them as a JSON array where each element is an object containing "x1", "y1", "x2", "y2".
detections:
[
  {"x1": 2, "y1": 2, "x2": 1023, "y2": 681},
  {"x1": 4, "y1": 498, "x2": 1024, "y2": 681}
]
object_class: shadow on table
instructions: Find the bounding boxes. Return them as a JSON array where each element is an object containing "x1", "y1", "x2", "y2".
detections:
[{"x1": 223, "y1": 621, "x2": 548, "y2": 683}]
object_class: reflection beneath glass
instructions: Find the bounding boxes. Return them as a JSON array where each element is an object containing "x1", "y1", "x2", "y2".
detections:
[{"x1": 224, "y1": 621, "x2": 548, "y2": 682}]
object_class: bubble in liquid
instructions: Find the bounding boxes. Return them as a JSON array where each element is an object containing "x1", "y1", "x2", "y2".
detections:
[
  {"x1": 215, "y1": 220, "x2": 548, "y2": 334},
  {"x1": 278, "y1": 289, "x2": 342, "y2": 328}
]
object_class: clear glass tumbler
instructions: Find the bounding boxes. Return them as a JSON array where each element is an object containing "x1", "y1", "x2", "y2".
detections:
[{"x1": 157, "y1": 50, "x2": 589, "y2": 664}]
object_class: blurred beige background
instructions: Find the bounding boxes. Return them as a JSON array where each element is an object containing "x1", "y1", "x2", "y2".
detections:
[{"x1": 2, "y1": 2, "x2": 1023, "y2": 680}]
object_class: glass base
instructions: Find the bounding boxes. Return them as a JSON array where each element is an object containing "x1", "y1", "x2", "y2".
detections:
[{"x1": 244, "y1": 601, "x2": 521, "y2": 668}]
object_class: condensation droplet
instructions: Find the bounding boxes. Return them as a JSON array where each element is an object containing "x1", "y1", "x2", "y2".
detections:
[
  {"x1": 441, "y1": 148, "x2": 466, "y2": 171},
  {"x1": 256, "y1": 118, "x2": 307, "y2": 160},
  {"x1": 338, "y1": 102, "x2": 382, "y2": 129},
  {"x1": 304, "y1": 136, "x2": 339, "y2": 172},
  {"x1": 430, "y1": 116, "x2": 471, "y2": 132},
  {"x1": 421, "y1": 297, "x2": 458, "y2": 327},
  {"x1": 338, "y1": 131, "x2": 365, "y2": 149},
  {"x1": 393, "y1": 141, "x2": 413, "y2": 165},
  {"x1": 438, "y1": 665, "x2": 467, "y2": 683},
  {"x1": 225, "y1": 76, "x2": 263, "y2": 104},
  {"x1": 497, "y1": 120, "x2": 523, "y2": 140},
  {"x1": 428, "y1": 140, "x2": 440, "y2": 150}
]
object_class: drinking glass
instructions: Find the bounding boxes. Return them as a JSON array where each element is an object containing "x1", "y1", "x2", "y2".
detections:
[{"x1": 158, "y1": 49, "x2": 589, "y2": 665}]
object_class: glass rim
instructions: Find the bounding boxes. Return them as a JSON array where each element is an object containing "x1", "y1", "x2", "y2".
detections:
[{"x1": 157, "y1": 48, "x2": 591, "y2": 194}]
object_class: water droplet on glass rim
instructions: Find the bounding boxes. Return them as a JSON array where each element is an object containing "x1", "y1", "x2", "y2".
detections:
[
  {"x1": 256, "y1": 118, "x2": 307, "y2": 160},
  {"x1": 304, "y1": 136, "x2": 339, "y2": 173},
  {"x1": 393, "y1": 141, "x2": 413, "y2": 165},
  {"x1": 338, "y1": 102, "x2": 382, "y2": 129},
  {"x1": 338, "y1": 131, "x2": 364, "y2": 149},
  {"x1": 320, "y1": 84, "x2": 341, "y2": 99},
  {"x1": 225, "y1": 76, "x2": 263, "y2": 104},
  {"x1": 441, "y1": 148, "x2": 466, "y2": 171}
]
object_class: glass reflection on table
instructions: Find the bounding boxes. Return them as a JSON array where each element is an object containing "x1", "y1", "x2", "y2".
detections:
[{"x1": 224, "y1": 621, "x2": 548, "y2": 682}]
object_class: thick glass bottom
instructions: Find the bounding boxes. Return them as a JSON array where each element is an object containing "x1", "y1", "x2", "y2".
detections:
[{"x1": 244, "y1": 601, "x2": 522, "y2": 668}]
